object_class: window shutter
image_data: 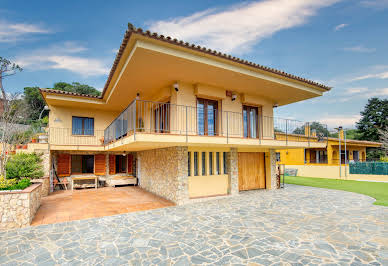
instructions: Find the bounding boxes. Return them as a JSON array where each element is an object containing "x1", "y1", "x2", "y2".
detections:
[
  {"x1": 127, "y1": 154, "x2": 133, "y2": 174},
  {"x1": 94, "y1": 154, "x2": 106, "y2": 175},
  {"x1": 57, "y1": 154, "x2": 70, "y2": 176},
  {"x1": 109, "y1": 155, "x2": 116, "y2": 175}
]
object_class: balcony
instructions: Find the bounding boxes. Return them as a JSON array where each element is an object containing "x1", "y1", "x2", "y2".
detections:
[
  {"x1": 103, "y1": 100, "x2": 328, "y2": 149},
  {"x1": 49, "y1": 128, "x2": 104, "y2": 148}
]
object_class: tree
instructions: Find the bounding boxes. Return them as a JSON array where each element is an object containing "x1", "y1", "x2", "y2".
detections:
[
  {"x1": 0, "y1": 57, "x2": 22, "y2": 102},
  {"x1": 292, "y1": 122, "x2": 329, "y2": 136},
  {"x1": 356, "y1": 97, "x2": 388, "y2": 142},
  {"x1": 52, "y1": 82, "x2": 101, "y2": 96},
  {"x1": 329, "y1": 129, "x2": 363, "y2": 140},
  {"x1": 24, "y1": 87, "x2": 46, "y2": 122},
  {"x1": 379, "y1": 127, "x2": 388, "y2": 156}
]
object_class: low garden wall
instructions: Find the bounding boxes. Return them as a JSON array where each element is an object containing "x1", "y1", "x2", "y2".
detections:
[
  {"x1": 31, "y1": 176, "x2": 50, "y2": 196},
  {"x1": 0, "y1": 183, "x2": 42, "y2": 231}
]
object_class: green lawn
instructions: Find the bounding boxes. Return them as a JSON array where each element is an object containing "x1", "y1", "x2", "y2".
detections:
[{"x1": 284, "y1": 176, "x2": 388, "y2": 206}]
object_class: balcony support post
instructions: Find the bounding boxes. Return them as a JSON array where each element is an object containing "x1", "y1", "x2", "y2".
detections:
[
  {"x1": 185, "y1": 105, "x2": 188, "y2": 143},
  {"x1": 133, "y1": 100, "x2": 136, "y2": 141},
  {"x1": 226, "y1": 112, "x2": 229, "y2": 144},
  {"x1": 285, "y1": 119, "x2": 288, "y2": 146}
]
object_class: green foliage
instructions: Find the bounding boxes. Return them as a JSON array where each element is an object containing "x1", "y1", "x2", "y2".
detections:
[
  {"x1": 284, "y1": 176, "x2": 388, "y2": 206},
  {"x1": 0, "y1": 177, "x2": 30, "y2": 191},
  {"x1": 366, "y1": 148, "x2": 386, "y2": 161},
  {"x1": 6, "y1": 153, "x2": 44, "y2": 180},
  {"x1": 53, "y1": 82, "x2": 101, "y2": 96},
  {"x1": 292, "y1": 122, "x2": 329, "y2": 136},
  {"x1": 356, "y1": 97, "x2": 388, "y2": 142},
  {"x1": 23, "y1": 87, "x2": 46, "y2": 122},
  {"x1": 329, "y1": 129, "x2": 363, "y2": 140}
]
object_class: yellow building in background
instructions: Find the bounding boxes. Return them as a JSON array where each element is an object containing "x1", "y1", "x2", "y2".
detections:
[{"x1": 276, "y1": 128, "x2": 383, "y2": 180}]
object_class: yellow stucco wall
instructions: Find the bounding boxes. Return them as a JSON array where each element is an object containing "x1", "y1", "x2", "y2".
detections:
[{"x1": 189, "y1": 175, "x2": 229, "y2": 198}]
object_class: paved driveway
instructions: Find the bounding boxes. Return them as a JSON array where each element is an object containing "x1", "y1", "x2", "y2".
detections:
[{"x1": 1, "y1": 185, "x2": 387, "y2": 265}]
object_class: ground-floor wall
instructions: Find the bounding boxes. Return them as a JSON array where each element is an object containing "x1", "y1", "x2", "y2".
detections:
[
  {"x1": 137, "y1": 146, "x2": 277, "y2": 205},
  {"x1": 284, "y1": 164, "x2": 388, "y2": 181},
  {"x1": 137, "y1": 146, "x2": 188, "y2": 204}
]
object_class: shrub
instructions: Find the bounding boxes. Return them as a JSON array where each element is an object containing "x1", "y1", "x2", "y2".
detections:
[
  {"x1": 0, "y1": 177, "x2": 30, "y2": 190},
  {"x1": 6, "y1": 152, "x2": 44, "y2": 180}
]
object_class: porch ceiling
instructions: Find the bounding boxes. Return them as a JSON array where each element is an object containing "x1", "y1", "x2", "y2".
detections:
[{"x1": 105, "y1": 40, "x2": 324, "y2": 111}]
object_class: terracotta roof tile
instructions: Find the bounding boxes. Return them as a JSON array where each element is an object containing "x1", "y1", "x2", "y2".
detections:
[{"x1": 39, "y1": 88, "x2": 102, "y2": 99}]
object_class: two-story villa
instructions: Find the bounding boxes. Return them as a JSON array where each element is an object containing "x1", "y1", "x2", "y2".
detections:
[{"x1": 40, "y1": 23, "x2": 331, "y2": 205}]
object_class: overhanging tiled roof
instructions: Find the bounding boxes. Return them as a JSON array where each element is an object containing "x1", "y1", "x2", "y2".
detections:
[
  {"x1": 41, "y1": 23, "x2": 332, "y2": 99},
  {"x1": 102, "y1": 23, "x2": 331, "y2": 98}
]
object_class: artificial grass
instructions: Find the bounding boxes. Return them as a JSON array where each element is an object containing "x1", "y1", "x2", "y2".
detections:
[{"x1": 284, "y1": 176, "x2": 388, "y2": 207}]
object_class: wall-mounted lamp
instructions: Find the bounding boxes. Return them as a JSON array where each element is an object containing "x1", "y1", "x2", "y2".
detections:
[
  {"x1": 173, "y1": 82, "x2": 179, "y2": 92},
  {"x1": 273, "y1": 103, "x2": 279, "y2": 108},
  {"x1": 136, "y1": 93, "x2": 140, "y2": 100},
  {"x1": 231, "y1": 93, "x2": 237, "y2": 101}
]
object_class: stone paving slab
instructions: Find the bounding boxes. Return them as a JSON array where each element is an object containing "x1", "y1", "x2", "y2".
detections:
[{"x1": 0, "y1": 184, "x2": 387, "y2": 265}]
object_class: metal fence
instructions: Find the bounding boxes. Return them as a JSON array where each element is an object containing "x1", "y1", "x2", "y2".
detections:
[
  {"x1": 104, "y1": 99, "x2": 328, "y2": 145},
  {"x1": 349, "y1": 162, "x2": 388, "y2": 175}
]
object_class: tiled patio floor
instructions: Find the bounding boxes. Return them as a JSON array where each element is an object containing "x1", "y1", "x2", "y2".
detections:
[{"x1": 31, "y1": 186, "x2": 174, "y2": 226}]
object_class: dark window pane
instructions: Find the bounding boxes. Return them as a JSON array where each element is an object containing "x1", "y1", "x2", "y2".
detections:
[
  {"x1": 202, "y1": 152, "x2": 206, "y2": 175},
  {"x1": 209, "y1": 152, "x2": 213, "y2": 175},
  {"x1": 72, "y1": 116, "x2": 94, "y2": 135},
  {"x1": 223, "y1": 152, "x2": 228, "y2": 174},
  {"x1": 188, "y1": 152, "x2": 191, "y2": 176},
  {"x1": 194, "y1": 152, "x2": 199, "y2": 176},
  {"x1": 216, "y1": 152, "x2": 220, "y2": 174}
]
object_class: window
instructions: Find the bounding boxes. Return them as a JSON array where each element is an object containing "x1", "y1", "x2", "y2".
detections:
[
  {"x1": 216, "y1": 152, "x2": 220, "y2": 175},
  {"x1": 209, "y1": 152, "x2": 213, "y2": 175},
  {"x1": 154, "y1": 102, "x2": 170, "y2": 133},
  {"x1": 188, "y1": 152, "x2": 191, "y2": 176},
  {"x1": 202, "y1": 152, "x2": 206, "y2": 175},
  {"x1": 115, "y1": 155, "x2": 127, "y2": 173},
  {"x1": 197, "y1": 98, "x2": 218, "y2": 136},
  {"x1": 223, "y1": 152, "x2": 228, "y2": 174},
  {"x1": 243, "y1": 106, "x2": 259, "y2": 138},
  {"x1": 72, "y1": 117, "x2": 94, "y2": 135},
  {"x1": 276, "y1": 152, "x2": 281, "y2": 162},
  {"x1": 194, "y1": 152, "x2": 199, "y2": 176},
  {"x1": 71, "y1": 155, "x2": 94, "y2": 174}
]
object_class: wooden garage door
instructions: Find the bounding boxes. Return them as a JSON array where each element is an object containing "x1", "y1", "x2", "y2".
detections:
[{"x1": 238, "y1": 152, "x2": 266, "y2": 191}]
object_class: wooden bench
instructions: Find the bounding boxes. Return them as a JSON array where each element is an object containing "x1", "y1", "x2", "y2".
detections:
[{"x1": 71, "y1": 176, "x2": 98, "y2": 191}]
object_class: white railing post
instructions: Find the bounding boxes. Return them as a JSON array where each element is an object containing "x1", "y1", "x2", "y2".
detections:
[{"x1": 133, "y1": 100, "x2": 136, "y2": 141}]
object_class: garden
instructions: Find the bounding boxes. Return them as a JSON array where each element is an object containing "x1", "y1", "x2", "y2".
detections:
[{"x1": 0, "y1": 152, "x2": 44, "y2": 191}]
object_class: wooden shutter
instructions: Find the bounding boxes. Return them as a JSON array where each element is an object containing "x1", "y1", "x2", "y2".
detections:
[
  {"x1": 57, "y1": 153, "x2": 71, "y2": 176},
  {"x1": 94, "y1": 154, "x2": 106, "y2": 175},
  {"x1": 127, "y1": 154, "x2": 133, "y2": 174},
  {"x1": 109, "y1": 155, "x2": 116, "y2": 175}
]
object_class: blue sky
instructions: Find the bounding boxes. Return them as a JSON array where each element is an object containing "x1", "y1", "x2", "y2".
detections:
[{"x1": 1, "y1": 0, "x2": 387, "y2": 129}]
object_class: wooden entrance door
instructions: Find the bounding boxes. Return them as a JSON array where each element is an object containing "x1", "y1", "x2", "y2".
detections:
[{"x1": 238, "y1": 152, "x2": 266, "y2": 191}]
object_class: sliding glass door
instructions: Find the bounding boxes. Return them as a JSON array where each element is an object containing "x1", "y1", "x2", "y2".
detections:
[
  {"x1": 243, "y1": 105, "x2": 259, "y2": 138},
  {"x1": 197, "y1": 98, "x2": 218, "y2": 136}
]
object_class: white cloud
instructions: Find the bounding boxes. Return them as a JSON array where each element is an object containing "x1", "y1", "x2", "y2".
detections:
[
  {"x1": 0, "y1": 20, "x2": 50, "y2": 42},
  {"x1": 319, "y1": 114, "x2": 361, "y2": 128},
  {"x1": 15, "y1": 42, "x2": 109, "y2": 77},
  {"x1": 148, "y1": 0, "x2": 341, "y2": 54},
  {"x1": 360, "y1": 0, "x2": 388, "y2": 9},
  {"x1": 368, "y1": 87, "x2": 388, "y2": 97},
  {"x1": 345, "y1": 87, "x2": 369, "y2": 94},
  {"x1": 334, "y1": 23, "x2": 348, "y2": 31},
  {"x1": 351, "y1": 71, "x2": 388, "y2": 81},
  {"x1": 343, "y1": 45, "x2": 376, "y2": 53}
]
